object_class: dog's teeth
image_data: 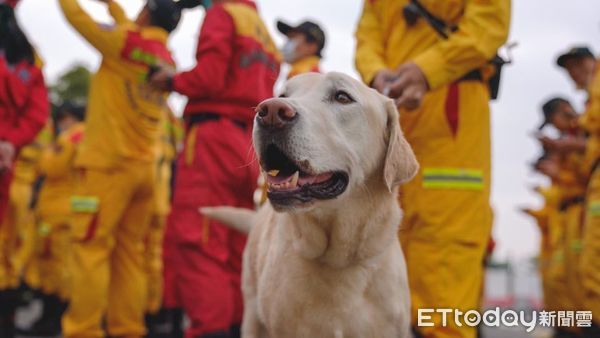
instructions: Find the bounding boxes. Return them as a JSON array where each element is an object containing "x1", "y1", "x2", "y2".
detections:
[
  {"x1": 268, "y1": 170, "x2": 279, "y2": 177},
  {"x1": 257, "y1": 173, "x2": 266, "y2": 185},
  {"x1": 291, "y1": 171, "x2": 299, "y2": 187}
]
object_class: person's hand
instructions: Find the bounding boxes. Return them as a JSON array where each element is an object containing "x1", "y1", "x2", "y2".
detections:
[
  {"x1": 148, "y1": 67, "x2": 175, "y2": 92},
  {"x1": 530, "y1": 185, "x2": 542, "y2": 194},
  {"x1": 552, "y1": 136, "x2": 585, "y2": 153},
  {"x1": 537, "y1": 135, "x2": 557, "y2": 150},
  {"x1": 0, "y1": 141, "x2": 15, "y2": 171},
  {"x1": 371, "y1": 69, "x2": 399, "y2": 95},
  {"x1": 519, "y1": 207, "x2": 535, "y2": 217},
  {"x1": 387, "y1": 62, "x2": 429, "y2": 110},
  {"x1": 537, "y1": 135, "x2": 581, "y2": 154},
  {"x1": 537, "y1": 159, "x2": 560, "y2": 180}
]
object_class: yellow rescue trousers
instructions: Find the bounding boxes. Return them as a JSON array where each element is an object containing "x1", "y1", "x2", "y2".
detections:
[
  {"x1": 31, "y1": 213, "x2": 72, "y2": 300},
  {"x1": 145, "y1": 158, "x2": 172, "y2": 314},
  {"x1": 0, "y1": 178, "x2": 35, "y2": 290},
  {"x1": 145, "y1": 214, "x2": 166, "y2": 314},
  {"x1": 398, "y1": 81, "x2": 491, "y2": 338},
  {"x1": 62, "y1": 161, "x2": 155, "y2": 338},
  {"x1": 543, "y1": 202, "x2": 585, "y2": 337},
  {"x1": 563, "y1": 201, "x2": 585, "y2": 311},
  {"x1": 581, "y1": 167, "x2": 600, "y2": 325}
]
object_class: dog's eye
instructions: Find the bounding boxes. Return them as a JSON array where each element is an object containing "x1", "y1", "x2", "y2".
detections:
[{"x1": 333, "y1": 90, "x2": 355, "y2": 104}]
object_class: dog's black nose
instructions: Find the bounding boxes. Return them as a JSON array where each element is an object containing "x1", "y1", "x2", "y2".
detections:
[{"x1": 256, "y1": 98, "x2": 297, "y2": 129}]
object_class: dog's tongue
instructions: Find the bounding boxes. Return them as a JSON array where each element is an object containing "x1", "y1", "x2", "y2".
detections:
[
  {"x1": 299, "y1": 172, "x2": 333, "y2": 185},
  {"x1": 265, "y1": 170, "x2": 333, "y2": 187}
]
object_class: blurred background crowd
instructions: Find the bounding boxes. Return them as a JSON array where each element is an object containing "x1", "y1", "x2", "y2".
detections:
[{"x1": 1, "y1": 0, "x2": 600, "y2": 338}]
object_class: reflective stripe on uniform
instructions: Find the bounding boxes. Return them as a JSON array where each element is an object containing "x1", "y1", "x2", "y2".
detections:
[
  {"x1": 38, "y1": 222, "x2": 51, "y2": 237},
  {"x1": 571, "y1": 239, "x2": 583, "y2": 253},
  {"x1": 552, "y1": 250, "x2": 564, "y2": 263},
  {"x1": 422, "y1": 168, "x2": 484, "y2": 190},
  {"x1": 71, "y1": 196, "x2": 99, "y2": 213}
]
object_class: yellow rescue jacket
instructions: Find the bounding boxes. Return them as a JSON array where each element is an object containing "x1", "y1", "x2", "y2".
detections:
[
  {"x1": 288, "y1": 55, "x2": 321, "y2": 79},
  {"x1": 580, "y1": 61, "x2": 600, "y2": 175},
  {"x1": 59, "y1": 0, "x2": 174, "y2": 169},
  {"x1": 355, "y1": 0, "x2": 511, "y2": 89},
  {"x1": 13, "y1": 123, "x2": 53, "y2": 184}
]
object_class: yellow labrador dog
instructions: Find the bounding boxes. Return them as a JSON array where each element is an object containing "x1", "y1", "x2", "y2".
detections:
[{"x1": 205, "y1": 72, "x2": 418, "y2": 337}]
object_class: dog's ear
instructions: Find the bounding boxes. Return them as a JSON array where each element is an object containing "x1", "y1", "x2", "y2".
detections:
[{"x1": 383, "y1": 100, "x2": 419, "y2": 191}]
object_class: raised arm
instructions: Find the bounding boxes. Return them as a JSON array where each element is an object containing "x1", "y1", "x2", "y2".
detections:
[
  {"x1": 58, "y1": 0, "x2": 125, "y2": 57},
  {"x1": 107, "y1": 0, "x2": 131, "y2": 25}
]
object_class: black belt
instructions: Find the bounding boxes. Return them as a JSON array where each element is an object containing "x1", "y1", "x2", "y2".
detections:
[
  {"x1": 559, "y1": 195, "x2": 585, "y2": 211},
  {"x1": 459, "y1": 70, "x2": 483, "y2": 82},
  {"x1": 186, "y1": 113, "x2": 248, "y2": 130}
]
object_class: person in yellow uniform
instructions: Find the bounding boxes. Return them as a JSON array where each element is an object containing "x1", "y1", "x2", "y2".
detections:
[
  {"x1": 29, "y1": 102, "x2": 85, "y2": 337},
  {"x1": 537, "y1": 97, "x2": 587, "y2": 327},
  {"x1": 0, "y1": 124, "x2": 51, "y2": 334},
  {"x1": 355, "y1": 1, "x2": 510, "y2": 337},
  {"x1": 521, "y1": 183, "x2": 559, "y2": 315},
  {"x1": 57, "y1": 0, "x2": 180, "y2": 337},
  {"x1": 556, "y1": 46, "x2": 600, "y2": 336},
  {"x1": 276, "y1": 20, "x2": 325, "y2": 79},
  {"x1": 535, "y1": 149, "x2": 587, "y2": 338}
]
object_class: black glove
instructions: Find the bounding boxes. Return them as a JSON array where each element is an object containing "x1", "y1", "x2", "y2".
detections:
[{"x1": 176, "y1": 0, "x2": 202, "y2": 9}]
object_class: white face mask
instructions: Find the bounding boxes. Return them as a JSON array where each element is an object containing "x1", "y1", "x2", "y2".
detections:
[{"x1": 281, "y1": 39, "x2": 299, "y2": 64}]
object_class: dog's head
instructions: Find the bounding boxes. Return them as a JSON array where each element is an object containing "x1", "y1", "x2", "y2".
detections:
[{"x1": 254, "y1": 72, "x2": 418, "y2": 212}]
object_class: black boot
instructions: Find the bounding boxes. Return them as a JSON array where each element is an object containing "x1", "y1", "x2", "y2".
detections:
[
  {"x1": 26, "y1": 293, "x2": 63, "y2": 336},
  {"x1": 411, "y1": 327, "x2": 424, "y2": 338},
  {"x1": 229, "y1": 324, "x2": 240, "y2": 338},
  {"x1": 197, "y1": 331, "x2": 229, "y2": 338},
  {"x1": 168, "y1": 308, "x2": 184, "y2": 338},
  {"x1": 145, "y1": 308, "x2": 170, "y2": 338},
  {"x1": 145, "y1": 307, "x2": 185, "y2": 338},
  {"x1": 0, "y1": 289, "x2": 19, "y2": 338},
  {"x1": 582, "y1": 323, "x2": 600, "y2": 338}
]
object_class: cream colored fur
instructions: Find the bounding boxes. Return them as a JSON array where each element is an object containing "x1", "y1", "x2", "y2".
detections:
[{"x1": 205, "y1": 72, "x2": 418, "y2": 338}]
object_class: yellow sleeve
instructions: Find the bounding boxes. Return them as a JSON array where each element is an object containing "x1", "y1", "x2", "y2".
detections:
[
  {"x1": 412, "y1": 0, "x2": 511, "y2": 90},
  {"x1": 354, "y1": 0, "x2": 388, "y2": 86},
  {"x1": 59, "y1": 0, "x2": 125, "y2": 57},
  {"x1": 580, "y1": 71, "x2": 600, "y2": 134},
  {"x1": 38, "y1": 136, "x2": 76, "y2": 179},
  {"x1": 108, "y1": 0, "x2": 131, "y2": 25}
]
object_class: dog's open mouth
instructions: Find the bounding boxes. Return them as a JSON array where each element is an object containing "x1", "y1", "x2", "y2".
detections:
[{"x1": 260, "y1": 144, "x2": 348, "y2": 206}]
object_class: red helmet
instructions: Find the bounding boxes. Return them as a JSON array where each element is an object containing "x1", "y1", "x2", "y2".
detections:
[{"x1": 0, "y1": 0, "x2": 19, "y2": 8}]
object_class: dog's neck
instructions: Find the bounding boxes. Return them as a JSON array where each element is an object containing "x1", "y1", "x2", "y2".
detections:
[{"x1": 286, "y1": 180, "x2": 402, "y2": 268}]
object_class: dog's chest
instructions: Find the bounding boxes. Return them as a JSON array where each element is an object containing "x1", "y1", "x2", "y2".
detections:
[{"x1": 255, "y1": 249, "x2": 404, "y2": 337}]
